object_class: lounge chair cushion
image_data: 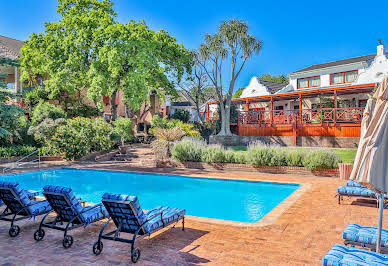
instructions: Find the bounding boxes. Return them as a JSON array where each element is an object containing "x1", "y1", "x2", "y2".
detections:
[
  {"x1": 337, "y1": 186, "x2": 376, "y2": 198},
  {"x1": 323, "y1": 244, "x2": 388, "y2": 266},
  {"x1": 346, "y1": 180, "x2": 366, "y2": 188},
  {"x1": 43, "y1": 185, "x2": 107, "y2": 223},
  {"x1": 343, "y1": 223, "x2": 388, "y2": 248},
  {"x1": 102, "y1": 193, "x2": 145, "y2": 232},
  {"x1": 0, "y1": 181, "x2": 50, "y2": 215},
  {"x1": 0, "y1": 189, "x2": 37, "y2": 207},
  {"x1": 143, "y1": 206, "x2": 185, "y2": 234}
]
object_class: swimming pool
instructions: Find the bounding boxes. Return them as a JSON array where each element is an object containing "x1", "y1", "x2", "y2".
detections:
[{"x1": 2, "y1": 168, "x2": 300, "y2": 223}]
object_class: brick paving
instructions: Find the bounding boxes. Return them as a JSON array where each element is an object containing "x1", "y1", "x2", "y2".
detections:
[{"x1": 1, "y1": 162, "x2": 387, "y2": 265}]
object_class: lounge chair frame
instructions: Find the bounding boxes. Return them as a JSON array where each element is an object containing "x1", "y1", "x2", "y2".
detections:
[
  {"x1": 93, "y1": 198, "x2": 185, "y2": 263},
  {"x1": 336, "y1": 193, "x2": 387, "y2": 207},
  {"x1": 0, "y1": 187, "x2": 50, "y2": 237},
  {"x1": 344, "y1": 240, "x2": 388, "y2": 254},
  {"x1": 34, "y1": 191, "x2": 105, "y2": 248}
]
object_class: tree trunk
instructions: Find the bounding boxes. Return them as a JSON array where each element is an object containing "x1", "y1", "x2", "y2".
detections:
[
  {"x1": 110, "y1": 90, "x2": 118, "y2": 120},
  {"x1": 218, "y1": 100, "x2": 232, "y2": 136}
]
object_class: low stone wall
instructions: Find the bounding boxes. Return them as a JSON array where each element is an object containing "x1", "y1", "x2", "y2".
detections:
[
  {"x1": 209, "y1": 135, "x2": 359, "y2": 148},
  {"x1": 157, "y1": 160, "x2": 339, "y2": 177}
]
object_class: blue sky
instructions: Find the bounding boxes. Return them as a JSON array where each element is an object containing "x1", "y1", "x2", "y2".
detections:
[{"x1": 1, "y1": 0, "x2": 387, "y2": 90}]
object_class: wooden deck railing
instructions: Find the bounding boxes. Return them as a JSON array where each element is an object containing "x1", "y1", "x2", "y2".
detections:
[{"x1": 237, "y1": 107, "x2": 364, "y2": 125}]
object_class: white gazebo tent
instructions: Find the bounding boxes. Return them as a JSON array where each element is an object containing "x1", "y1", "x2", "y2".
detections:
[{"x1": 350, "y1": 75, "x2": 388, "y2": 252}]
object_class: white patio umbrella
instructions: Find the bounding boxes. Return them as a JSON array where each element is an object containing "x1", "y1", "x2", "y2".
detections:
[{"x1": 349, "y1": 75, "x2": 388, "y2": 253}]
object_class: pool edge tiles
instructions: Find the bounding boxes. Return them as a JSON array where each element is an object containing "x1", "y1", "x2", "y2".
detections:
[{"x1": 1, "y1": 167, "x2": 309, "y2": 227}]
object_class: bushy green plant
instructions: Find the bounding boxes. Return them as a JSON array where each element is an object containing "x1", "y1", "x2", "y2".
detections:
[
  {"x1": 0, "y1": 145, "x2": 36, "y2": 157},
  {"x1": 171, "y1": 109, "x2": 190, "y2": 123},
  {"x1": 31, "y1": 102, "x2": 66, "y2": 126},
  {"x1": 286, "y1": 149, "x2": 305, "y2": 167},
  {"x1": 171, "y1": 138, "x2": 205, "y2": 162},
  {"x1": 233, "y1": 151, "x2": 247, "y2": 164},
  {"x1": 302, "y1": 149, "x2": 342, "y2": 170},
  {"x1": 201, "y1": 145, "x2": 225, "y2": 163},
  {"x1": 28, "y1": 118, "x2": 66, "y2": 145},
  {"x1": 113, "y1": 117, "x2": 133, "y2": 146},
  {"x1": 51, "y1": 117, "x2": 115, "y2": 160},
  {"x1": 150, "y1": 115, "x2": 200, "y2": 137},
  {"x1": 223, "y1": 150, "x2": 236, "y2": 163},
  {"x1": 246, "y1": 145, "x2": 273, "y2": 166},
  {"x1": 268, "y1": 147, "x2": 287, "y2": 166}
]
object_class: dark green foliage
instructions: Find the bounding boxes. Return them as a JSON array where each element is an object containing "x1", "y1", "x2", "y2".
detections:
[{"x1": 171, "y1": 110, "x2": 190, "y2": 123}]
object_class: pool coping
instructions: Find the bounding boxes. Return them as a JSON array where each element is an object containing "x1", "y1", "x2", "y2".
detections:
[{"x1": 4, "y1": 166, "x2": 312, "y2": 228}]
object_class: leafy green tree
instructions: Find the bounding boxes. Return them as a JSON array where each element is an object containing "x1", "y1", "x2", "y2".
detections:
[
  {"x1": 171, "y1": 109, "x2": 190, "y2": 123},
  {"x1": 198, "y1": 19, "x2": 262, "y2": 135},
  {"x1": 113, "y1": 117, "x2": 133, "y2": 146},
  {"x1": 259, "y1": 74, "x2": 288, "y2": 84},
  {"x1": 0, "y1": 57, "x2": 25, "y2": 144},
  {"x1": 20, "y1": 0, "x2": 117, "y2": 111},
  {"x1": 88, "y1": 21, "x2": 193, "y2": 119},
  {"x1": 30, "y1": 102, "x2": 66, "y2": 126},
  {"x1": 232, "y1": 87, "x2": 244, "y2": 99}
]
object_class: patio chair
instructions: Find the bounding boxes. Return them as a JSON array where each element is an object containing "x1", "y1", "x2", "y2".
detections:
[
  {"x1": 345, "y1": 180, "x2": 367, "y2": 188},
  {"x1": 0, "y1": 181, "x2": 51, "y2": 237},
  {"x1": 343, "y1": 223, "x2": 388, "y2": 253},
  {"x1": 322, "y1": 244, "x2": 388, "y2": 265},
  {"x1": 336, "y1": 185, "x2": 387, "y2": 206},
  {"x1": 34, "y1": 185, "x2": 108, "y2": 248},
  {"x1": 92, "y1": 193, "x2": 185, "y2": 263}
]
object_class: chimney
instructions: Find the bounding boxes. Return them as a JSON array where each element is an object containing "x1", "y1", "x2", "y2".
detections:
[{"x1": 377, "y1": 39, "x2": 385, "y2": 56}]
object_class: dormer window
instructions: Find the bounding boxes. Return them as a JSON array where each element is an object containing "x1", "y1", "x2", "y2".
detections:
[
  {"x1": 330, "y1": 70, "x2": 358, "y2": 85},
  {"x1": 297, "y1": 76, "x2": 320, "y2": 89}
]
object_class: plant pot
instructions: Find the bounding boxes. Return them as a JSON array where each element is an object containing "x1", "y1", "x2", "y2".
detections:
[{"x1": 119, "y1": 146, "x2": 128, "y2": 155}]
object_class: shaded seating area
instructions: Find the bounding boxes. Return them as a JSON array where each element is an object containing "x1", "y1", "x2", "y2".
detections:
[
  {"x1": 93, "y1": 193, "x2": 185, "y2": 263},
  {"x1": 34, "y1": 185, "x2": 108, "y2": 248},
  {"x1": 343, "y1": 223, "x2": 388, "y2": 253},
  {"x1": 323, "y1": 244, "x2": 388, "y2": 265},
  {"x1": 0, "y1": 181, "x2": 51, "y2": 237}
]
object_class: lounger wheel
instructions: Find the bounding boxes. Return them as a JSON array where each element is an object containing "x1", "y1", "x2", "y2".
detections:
[
  {"x1": 93, "y1": 241, "x2": 103, "y2": 255},
  {"x1": 34, "y1": 229, "x2": 45, "y2": 241},
  {"x1": 9, "y1": 225, "x2": 20, "y2": 237},
  {"x1": 131, "y1": 248, "x2": 141, "y2": 263},
  {"x1": 63, "y1": 235, "x2": 74, "y2": 249}
]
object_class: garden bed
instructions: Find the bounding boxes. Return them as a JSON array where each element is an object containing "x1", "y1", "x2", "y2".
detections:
[
  {"x1": 156, "y1": 160, "x2": 339, "y2": 177},
  {"x1": 0, "y1": 156, "x2": 63, "y2": 163}
]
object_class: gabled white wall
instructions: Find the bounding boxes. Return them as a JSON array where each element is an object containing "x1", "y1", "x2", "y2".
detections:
[
  {"x1": 240, "y1": 77, "x2": 272, "y2": 98},
  {"x1": 357, "y1": 45, "x2": 388, "y2": 84}
]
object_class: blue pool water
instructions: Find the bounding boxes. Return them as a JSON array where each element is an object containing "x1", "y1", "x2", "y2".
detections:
[{"x1": 2, "y1": 168, "x2": 299, "y2": 223}]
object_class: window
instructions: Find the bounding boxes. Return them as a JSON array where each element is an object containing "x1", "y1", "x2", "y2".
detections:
[
  {"x1": 330, "y1": 70, "x2": 358, "y2": 85},
  {"x1": 297, "y1": 76, "x2": 320, "y2": 89}
]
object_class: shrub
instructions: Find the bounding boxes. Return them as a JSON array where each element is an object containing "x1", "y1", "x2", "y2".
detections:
[
  {"x1": 151, "y1": 140, "x2": 173, "y2": 160},
  {"x1": 246, "y1": 145, "x2": 273, "y2": 166},
  {"x1": 268, "y1": 147, "x2": 288, "y2": 166},
  {"x1": 223, "y1": 150, "x2": 236, "y2": 163},
  {"x1": 171, "y1": 138, "x2": 205, "y2": 162},
  {"x1": 113, "y1": 117, "x2": 133, "y2": 146},
  {"x1": 28, "y1": 118, "x2": 66, "y2": 145},
  {"x1": 0, "y1": 145, "x2": 36, "y2": 157},
  {"x1": 150, "y1": 115, "x2": 200, "y2": 138},
  {"x1": 31, "y1": 102, "x2": 65, "y2": 126},
  {"x1": 302, "y1": 149, "x2": 342, "y2": 170},
  {"x1": 233, "y1": 151, "x2": 247, "y2": 164},
  {"x1": 286, "y1": 149, "x2": 305, "y2": 167},
  {"x1": 154, "y1": 127, "x2": 185, "y2": 141},
  {"x1": 51, "y1": 117, "x2": 115, "y2": 160},
  {"x1": 201, "y1": 145, "x2": 225, "y2": 163},
  {"x1": 171, "y1": 110, "x2": 190, "y2": 123}
]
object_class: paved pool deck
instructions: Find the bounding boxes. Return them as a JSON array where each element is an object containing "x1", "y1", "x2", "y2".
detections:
[{"x1": 0, "y1": 161, "x2": 387, "y2": 265}]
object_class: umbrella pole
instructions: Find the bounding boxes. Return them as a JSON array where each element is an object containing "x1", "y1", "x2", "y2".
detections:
[{"x1": 377, "y1": 193, "x2": 384, "y2": 253}]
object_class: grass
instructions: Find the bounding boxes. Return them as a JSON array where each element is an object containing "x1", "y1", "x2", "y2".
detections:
[{"x1": 228, "y1": 145, "x2": 357, "y2": 164}]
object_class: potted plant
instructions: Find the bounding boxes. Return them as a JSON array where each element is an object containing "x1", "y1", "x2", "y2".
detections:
[{"x1": 113, "y1": 118, "x2": 133, "y2": 154}]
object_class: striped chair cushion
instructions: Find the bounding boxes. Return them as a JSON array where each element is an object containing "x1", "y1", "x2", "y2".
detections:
[
  {"x1": 343, "y1": 223, "x2": 388, "y2": 248},
  {"x1": 0, "y1": 181, "x2": 33, "y2": 215},
  {"x1": 323, "y1": 244, "x2": 388, "y2": 266},
  {"x1": 337, "y1": 186, "x2": 376, "y2": 198},
  {"x1": 44, "y1": 185, "x2": 107, "y2": 224},
  {"x1": 346, "y1": 180, "x2": 366, "y2": 188},
  {"x1": 102, "y1": 193, "x2": 145, "y2": 233},
  {"x1": 43, "y1": 185, "x2": 84, "y2": 222},
  {"x1": 143, "y1": 206, "x2": 185, "y2": 234}
]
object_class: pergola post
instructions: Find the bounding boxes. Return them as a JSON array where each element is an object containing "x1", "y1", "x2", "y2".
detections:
[
  {"x1": 245, "y1": 100, "x2": 249, "y2": 112},
  {"x1": 14, "y1": 67, "x2": 18, "y2": 96},
  {"x1": 270, "y1": 97, "x2": 274, "y2": 126},
  {"x1": 334, "y1": 90, "x2": 337, "y2": 124}
]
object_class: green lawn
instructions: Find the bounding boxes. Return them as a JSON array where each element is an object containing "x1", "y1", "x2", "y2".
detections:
[{"x1": 228, "y1": 145, "x2": 357, "y2": 163}]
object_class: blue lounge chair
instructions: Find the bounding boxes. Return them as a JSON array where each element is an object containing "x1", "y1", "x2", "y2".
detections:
[
  {"x1": 346, "y1": 180, "x2": 367, "y2": 188},
  {"x1": 93, "y1": 193, "x2": 185, "y2": 263},
  {"x1": 34, "y1": 185, "x2": 108, "y2": 248},
  {"x1": 343, "y1": 223, "x2": 388, "y2": 253},
  {"x1": 336, "y1": 185, "x2": 386, "y2": 206},
  {"x1": 322, "y1": 244, "x2": 388, "y2": 265},
  {"x1": 0, "y1": 181, "x2": 51, "y2": 237}
]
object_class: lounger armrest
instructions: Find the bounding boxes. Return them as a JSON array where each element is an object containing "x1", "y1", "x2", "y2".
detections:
[
  {"x1": 139, "y1": 211, "x2": 163, "y2": 227},
  {"x1": 79, "y1": 203, "x2": 104, "y2": 214}
]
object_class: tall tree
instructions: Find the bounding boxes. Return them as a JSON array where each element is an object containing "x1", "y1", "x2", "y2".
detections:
[
  {"x1": 259, "y1": 73, "x2": 288, "y2": 84},
  {"x1": 20, "y1": 0, "x2": 116, "y2": 110},
  {"x1": 88, "y1": 21, "x2": 192, "y2": 119},
  {"x1": 177, "y1": 52, "x2": 215, "y2": 122},
  {"x1": 0, "y1": 57, "x2": 25, "y2": 144},
  {"x1": 198, "y1": 19, "x2": 262, "y2": 135}
]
